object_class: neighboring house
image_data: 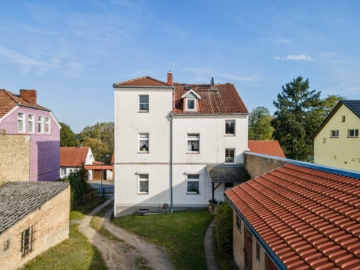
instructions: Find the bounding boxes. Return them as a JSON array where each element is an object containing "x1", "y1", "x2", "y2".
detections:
[
  {"x1": 0, "y1": 89, "x2": 61, "y2": 181},
  {"x1": 313, "y1": 100, "x2": 360, "y2": 171},
  {"x1": 0, "y1": 181, "x2": 70, "y2": 270},
  {"x1": 248, "y1": 140, "x2": 286, "y2": 158},
  {"x1": 114, "y1": 72, "x2": 249, "y2": 216},
  {"x1": 60, "y1": 147, "x2": 112, "y2": 180},
  {"x1": 0, "y1": 130, "x2": 30, "y2": 181},
  {"x1": 225, "y1": 153, "x2": 360, "y2": 270}
]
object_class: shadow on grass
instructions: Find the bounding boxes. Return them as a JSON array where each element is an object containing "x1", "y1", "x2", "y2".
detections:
[
  {"x1": 70, "y1": 197, "x2": 108, "y2": 220},
  {"x1": 22, "y1": 225, "x2": 107, "y2": 270}
]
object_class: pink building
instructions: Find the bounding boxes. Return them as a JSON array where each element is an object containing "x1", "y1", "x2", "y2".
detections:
[{"x1": 0, "y1": 89, "x2": 60, "y2": 181}]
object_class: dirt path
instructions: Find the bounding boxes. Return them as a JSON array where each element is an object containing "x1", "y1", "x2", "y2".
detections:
[{"x1": 78, "y1": 199, "x2": 173, "y2": 270}]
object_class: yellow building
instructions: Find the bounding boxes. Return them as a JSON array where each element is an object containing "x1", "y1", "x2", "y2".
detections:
[{"x1": 313, "y1": 100, "x2": 360, "y2": 171}]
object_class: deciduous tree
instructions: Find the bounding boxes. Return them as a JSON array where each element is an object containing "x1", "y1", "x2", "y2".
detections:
[
  {"x1": 248, "y1": 107, "x2": 274, "y2": 140},
  {"x1": 60, "y1": 122, "x2": 79, "y2": 147}
]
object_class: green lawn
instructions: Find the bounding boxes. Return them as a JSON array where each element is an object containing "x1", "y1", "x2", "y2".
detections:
[
  {"x1": 70, "y1": 197, "x2": 107, "y2": 220},
  {"x1": 112, "y1": 210, "x2": 213, "y2": 270},
  {"x1": 23, "y1": 225, "x2": 107, "y2": 270}
]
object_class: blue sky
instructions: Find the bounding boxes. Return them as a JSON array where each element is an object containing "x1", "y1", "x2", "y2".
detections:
[{"x1": 0, "y1": 0, "x2": 359, "y2": 133}]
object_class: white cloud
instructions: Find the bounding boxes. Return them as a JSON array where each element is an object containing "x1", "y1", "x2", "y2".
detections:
[
  {"x1": 274, "y1": 54, "x2": 312, "y2": 61},
  {"x1": 260, "y1": 38, "x2": 291, "y2": 44}
]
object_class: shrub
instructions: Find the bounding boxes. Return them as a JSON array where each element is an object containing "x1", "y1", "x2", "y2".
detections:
[
  {"x1": 215, "y1": 200, "x2": 233, "y2": 255},
  {"x1": 60, "y1": 167, "x2": 90, "y2": 209}
]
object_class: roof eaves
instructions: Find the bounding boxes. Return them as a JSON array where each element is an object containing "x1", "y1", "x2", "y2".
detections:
[{"x1": 224, "y1": 193, "x2": 287, "y2": 270}]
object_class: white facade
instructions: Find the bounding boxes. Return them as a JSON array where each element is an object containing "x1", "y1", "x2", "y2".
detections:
[
  {"x1": 60, "y1": 148, "x2": 95, "y2": 179},
  {"x1": 114, "y1": 83, "x2": 248, "y2": 216}
]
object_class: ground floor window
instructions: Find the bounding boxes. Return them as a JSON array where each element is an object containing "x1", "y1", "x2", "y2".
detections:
[
  {"x1": 138, "y1": 174, "x2": 149, "y2": 194},
  {"x1": 187, "y1": 175, "x2": 200, "y2": 194},
  {"x1": 21, "y1": 226, "x2": 35, "y2": 256},
  {"x1": 61, "y1": 168, "x2": 66, "y2": 175},
  {"x1": 225, "y1": 149, "x2": 235, "y2": 163}
]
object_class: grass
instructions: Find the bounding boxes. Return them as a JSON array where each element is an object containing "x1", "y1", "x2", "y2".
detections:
[
  {"x1": 23, "y1": 225, "x2": 107, "y2": 270},
  {"x1": 70, "y1": 197, "x2": 107, "y2": 220},
  {"x1": 112, "y1": 210, "x2": 213, "y2": 270}
]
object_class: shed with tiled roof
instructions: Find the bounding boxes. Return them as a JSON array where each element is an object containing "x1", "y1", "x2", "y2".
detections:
[
  {"x1": 60, "y1": 147, "x2": 92, "y2": 167},
  {"x1": 225, "y1": 162, "x2": 360, "y2": 270}
]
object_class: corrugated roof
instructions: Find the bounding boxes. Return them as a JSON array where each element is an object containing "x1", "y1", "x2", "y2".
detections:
[
  {"x1": 60, "y1": 147, "x2": 90, "y2": 167},
  {"x1": 0, "y1": 89, "x2": 50, "y2": 119},
  {"x1": 113, "y1": 76, "x2": 170, "y2": 87},
  {"x1": 225, "y1": 163, "x2": 360, "y2": 270},
  {"x1": 248, "y1": 140, "x2": 286, "y2": 158},
  {"x1": 173, "y1": 84, "x2": 248, "y2": 114},
  {"x1": 0, "y1": 182, "x2": 69, "y2": 235}
]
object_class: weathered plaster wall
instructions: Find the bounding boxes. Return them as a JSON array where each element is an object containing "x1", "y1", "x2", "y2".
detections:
[
  {"x1": 0, "y1": 186, "x2": 70, "y2": 270},
  {"x1": 0, "y1": 106, "x2": 60, "y2": 181},
  {"x1": 233, "y1": 211, "x2": 245, "y2": 269},
  {"x1": 244, "y1": 152, "x2": 289, "y2": 178},
  {"x1": 0, "y1": 133, "x2": 30, "y2": 181}
]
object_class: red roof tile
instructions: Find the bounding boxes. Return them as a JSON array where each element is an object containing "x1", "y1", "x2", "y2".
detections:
[
  {"x1": 225, "y1": 164, "x2": 360, "y2": 269},
  {"x1": 248, "y1": 140, "x2": 286, "y2": 158},
  {"x1": 113, "y1": 76, "x2": 170, "y2": 87},
  {"x1": 0, "y1": 89, "x2": 50, "y2": 119},
  {"x1": 60, "y1": 147, "x2": 90, "y2": 167},
  {"x1": 84, "y1": 165, "x2": 112, "y2": 170},
  {"x1": 173, "y1": 84, "x2": 248, "y2": 114}
]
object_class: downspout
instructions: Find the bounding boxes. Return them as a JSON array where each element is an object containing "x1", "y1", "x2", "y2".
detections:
[{"x1": 170, "y1": 112, "x2": 174, "y2": 212}]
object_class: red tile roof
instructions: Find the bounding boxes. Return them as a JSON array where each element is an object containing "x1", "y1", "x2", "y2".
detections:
[
  {"x1": 225, "y1": 163, "x2": 360, "y2": 270},
  {"x1": 173, "y1": 84, "x2": 248, "y2": 114},
  {"x1": 60, "y1": 147, "x2": 90, "y2": 167},
  {"x1": 0, "y1": 89, "x2": 49, "y2": 119},
  {"x1": 84, "y1": 165, "x2": 112, "y2": 170},
  {"x1": 113, "y1": 76, "x2": 170, "y2": 87},
  {"x1": 248, "y1": 140, "x2": 286, "y2": 158}
]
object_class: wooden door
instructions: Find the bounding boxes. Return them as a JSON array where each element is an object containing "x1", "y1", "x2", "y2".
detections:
[
  {"x1": 244, "y1": 226, "x2": 252, "y2": 270},
  {"x1": 266, "y1": 253, "x2": 278, "y2": 270},
  {"x1": 93, "y1": 170, "x2": 101, "y2": 180}
]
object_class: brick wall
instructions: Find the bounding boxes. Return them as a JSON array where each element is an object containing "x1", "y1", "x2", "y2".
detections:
[
  {"x1": 0, "y1": 186, "x2": 70, "y2": 270},
  {"x1": 244, "y1": 152, "x2": 289, "y2": 178},
  {"x1": 0, "y1": 133, "x2": 30, "y2": 181},
  {"x1": 233, "y1": 211, "x2": 245, "y2": 269}
]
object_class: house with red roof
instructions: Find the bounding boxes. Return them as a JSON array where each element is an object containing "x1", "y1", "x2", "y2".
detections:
[
  {"x1": 226, "y1": 152, "x2": 360, "y2": 270},
  {"x1": 113, "y1": 72, "x2": 249, "y2": 216},
  {"x1": 0, "y1": 89, "x2": 60, "y2": 181},
  {"x1": 60, "y1": 147, "x2": 112, "y2": 180},
  {"x1": 248, "y1": 140, "x2": 286, "y2": 158}
]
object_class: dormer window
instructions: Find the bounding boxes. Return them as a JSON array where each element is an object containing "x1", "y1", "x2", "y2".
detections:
[
  {"x1": 181, "y1": 89, "x2": 201, "y2": 112},
  {"x1": 187, "y1": 99, "x2": 196, "y2": 110}
]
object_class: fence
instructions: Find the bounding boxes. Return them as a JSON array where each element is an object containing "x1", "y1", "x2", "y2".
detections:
[
  {"x1": 98, "y1": 187, "x2": 114, "y2": 198},
  {"x1": 82, "y1": 188, "x2": 98, "y2": 204}
]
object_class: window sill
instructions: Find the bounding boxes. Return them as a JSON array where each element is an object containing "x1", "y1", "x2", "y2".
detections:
[
  {"x1": 137, "y1": 193, "x2": 149, "y2": 195},
  {"x1": 186, "y1": 152, "x2": 200, "y2": 154},
  {"x1": 224, "y1": 162, "x2": 235, "y2": 165},
  {"x1": 138, "y1": 110, "x2": 149, "y2": 113},
  {"x1": 347, "y1": 137, "x2": 359, "y2": 138},
  {"x1": 186, "y1": 192, "x2": 200, "y2": 195},
  {"x1": 330, "y1": 137, "x2": 339, "y2": 138},
  {"x1": 138, "y1": 152, "x2": 150, "y2": 154},
  {"x1": 224, "y1": 134, "x2": 236, "y2": 136}
]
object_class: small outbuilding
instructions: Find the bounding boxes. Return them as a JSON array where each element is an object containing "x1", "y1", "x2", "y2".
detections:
[{"x1": 0, "y1": 181, "x2": 70, "y2": 270}]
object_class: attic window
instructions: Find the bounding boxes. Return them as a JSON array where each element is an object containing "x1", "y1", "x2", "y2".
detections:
[
  {"x1": 187, "y1": 99, "x2": 196, "y2": 110},
  {"x1": 342, "y1": 116, "x2": 346, "y2": 122}
]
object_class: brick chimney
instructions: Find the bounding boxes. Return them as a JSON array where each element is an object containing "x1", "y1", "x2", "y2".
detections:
[
  {"x1": 20, "y1": 90, "x2": 37, "y2": 105},
  {"x1": 167, "y1": 71, "x2": 173, "y2": 85}
]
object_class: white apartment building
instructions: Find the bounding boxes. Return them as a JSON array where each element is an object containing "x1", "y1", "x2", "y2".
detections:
[{"x1": 114, "y1": 73, "x2": 249, "y2": 216}]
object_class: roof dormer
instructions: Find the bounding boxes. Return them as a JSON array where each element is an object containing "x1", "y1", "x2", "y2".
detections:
[{"x1": 181, "y1": 89, "x2": 201, "y2": 112}]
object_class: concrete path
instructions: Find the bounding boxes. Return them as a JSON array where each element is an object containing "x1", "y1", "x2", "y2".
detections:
[
  {"x1": 204, "y1": 218, "x2": 219, "y2": 270},
  {"x1": 78, "y1": 198, "x2": 173, "y2": 270}
]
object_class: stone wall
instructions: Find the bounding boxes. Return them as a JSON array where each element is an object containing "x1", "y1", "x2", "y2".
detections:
[
  {"x1": 0, "y1": 186, "x2": 70, "y2": 270},
  {"x1": 252, "y1": 236, "x2": 266, "y2": 270},
  {"x1": 0, "y1": 132, "x2": 30, "y2": 181},
  {"x1": 233, "y1": 211, "x2": 245, "y2": 269},
  {"x1": 244, "y1": 152, "x2": 289, "y2": 178}
]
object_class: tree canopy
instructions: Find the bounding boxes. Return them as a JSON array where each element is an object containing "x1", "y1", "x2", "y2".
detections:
[
  {"x1": 78, "y1": 122, "x2": 114, "y2": 162},
  {"x1": 248, "y1": 107, "x2": 274, "y2": 140},
  {"x1": 60, "y1": 122, "x2": 79, "y2": 147},
  {"x1": 271, "y1": 77, "x2": 323, "y2": 160}
]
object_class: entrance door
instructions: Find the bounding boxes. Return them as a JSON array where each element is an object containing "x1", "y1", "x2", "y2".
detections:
[
  {"x1": 93, "y1": 170, "x2": 101, "y2": 180},
  {"x1": 244, "y1": 226, "x2": 252, "y2": 270}
]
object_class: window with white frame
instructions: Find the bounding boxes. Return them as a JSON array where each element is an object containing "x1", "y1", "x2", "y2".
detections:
[
  {"x1": 21, "y1": 226, "x2": 34, "y2": 257},
  {"x1": 138, "y1": 174, "x2": 149, "y2": 194},
  {"x1": 187, "y1": 174, "x2": 200, "y2": 194},
  {"x1": 139, "y1": 95, "x2": 149, "y2": 111},
  {"x1": 45, "y1": 117, "x2": 50, "y2": 134},
  {"x1": 187, "y1": 134, "x2": 200, "y2": 152},
  {"x1": 28, "y1": 114, "x2": 34, "y2": 133},
  {"x1": 330, "y1": 130, "x2": 339, "y2": 138},
  {"x1": 348, "y1": 129, "x2": 359, "y2": 138},
  {"x1": 225, "y1": 149, "x2": 235, "y2": 163},
  {"x1": 139, "y1": 134, "x2": 149, "y2": 152},
  {"x1": 38, "y1": 116, "x2": 44, "y2": 133},
  {"x1": 225, "y1": 120, "x2": 235, "y2": 134},
  {"x1": 61, "y1": 168, "x2": 66, "y2": 175},
  {"x1": 186, "y1": 98, "x2": 196, "y2": 110},
  {"x1": 18, "y1": 112, "x2": 25, "y2": 132}
]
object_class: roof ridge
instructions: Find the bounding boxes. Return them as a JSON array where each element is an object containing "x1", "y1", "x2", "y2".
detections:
[
  {"x1": 113, "y1": 76, "x2": 169, "y2": 86},
  {"x1": 2, "y1": 90, "x2": 19, "y2": 104}
]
